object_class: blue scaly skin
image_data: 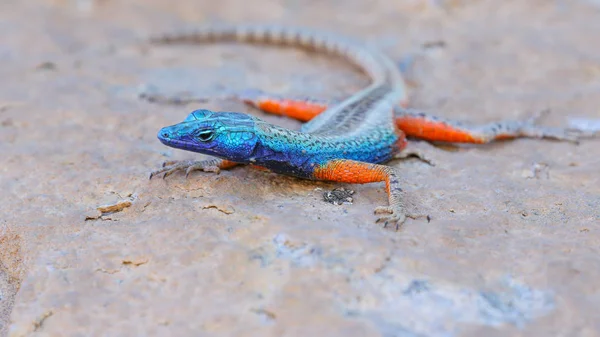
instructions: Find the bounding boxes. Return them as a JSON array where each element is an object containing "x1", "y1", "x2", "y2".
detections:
[{"x1": 156, "y1": 109, "x2": 403, "y2": 179}]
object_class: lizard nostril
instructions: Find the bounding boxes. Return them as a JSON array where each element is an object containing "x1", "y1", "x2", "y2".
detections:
[{"x1": 162, "y1": 132, "x2": 169, "y2": 138}]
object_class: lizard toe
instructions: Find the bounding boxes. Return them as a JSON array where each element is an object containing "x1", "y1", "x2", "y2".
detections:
[
  {"x1": 375, "y1": 208, "x2": 430, "y2": 230},
  {"x1": 150, "y1": 161, "x2": 190, "y2": 179},
  {"x1": 149, "y1": 166, "x2": 175, "y2": 180},
  {"x1": 162, "y1": 167, "x2": 182, "y2": 179},
  {"x1": 151, "y1": 159, "x2": 228, "y2": 180},
  {"x1": 185, "y1": 164, "x2": 220, "y2": 178},
  {"x1": 162, "y1": 160, "x2": 180, "y2": 168},
  {"x1": 376, "y1": 214, "x2": 407, "y2": 230},
  {"x1": 374, "y1": 204, "x2": 407, "y2": 229},
  {"x1": 374, "y1": 206, "x2": 393, "y2": 215}
]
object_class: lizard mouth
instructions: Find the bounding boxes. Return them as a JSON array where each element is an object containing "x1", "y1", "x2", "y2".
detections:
[{"x1": 157, "y1": 135, "x2": 192, "y2": 151}]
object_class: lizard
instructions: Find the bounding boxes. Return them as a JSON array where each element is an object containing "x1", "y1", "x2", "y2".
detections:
[{"x1": 146, "y1": 25, "x2": 581, "y2": 229}]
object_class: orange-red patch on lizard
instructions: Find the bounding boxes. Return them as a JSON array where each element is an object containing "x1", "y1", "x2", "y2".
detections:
[
  {"x1": 257, "y1": 99, "x2": 327, "y2": 122},
  {"x1": 396, "y1": 116, "x2": 486, "y2": 144},
  {"x1": 313, "y1": 160, "x2": 388, "y2": 190}
]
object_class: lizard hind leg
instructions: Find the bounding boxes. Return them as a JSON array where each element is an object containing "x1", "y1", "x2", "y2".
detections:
[
  {"x1": 313, "y1": 159, "x2": 424, "y2": 229},
  {"x1": 395, "y1": 107, "x2": 582, "y2": 144}
]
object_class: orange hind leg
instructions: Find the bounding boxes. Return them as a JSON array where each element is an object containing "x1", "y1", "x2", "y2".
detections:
[{"x1": 240, "y1": 91, "x2": 580, "y2": 143}]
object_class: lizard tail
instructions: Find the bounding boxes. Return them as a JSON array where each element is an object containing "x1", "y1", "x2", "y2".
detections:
[{"x1": 149, "y1": 25, "x2": 389, "y2": 84}]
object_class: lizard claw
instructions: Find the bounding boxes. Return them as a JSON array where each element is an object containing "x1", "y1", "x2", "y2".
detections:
[
  {"x1": 162, "y1": 160, "x2": 179, "y2": 168},
  {"x1": 374, "y1": 206, "x2": 429, "y2": 230},
  {"x1": 162, "y1": 168, "x2": 179, "y2": 179},
  {"x1": 374, "y1": 206, "x2": 406, "y2": 230},
  {"x1": 149, "y1": 164, "x2": 183, "y2": 180},
  {"x1": 378, "y1": 215, "x2": 407, "y2": 230}
]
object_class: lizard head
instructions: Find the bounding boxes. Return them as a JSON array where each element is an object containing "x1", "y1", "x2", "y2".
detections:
[{"x1": 157, "y1": 109, "x2": 259, "y2": 162}]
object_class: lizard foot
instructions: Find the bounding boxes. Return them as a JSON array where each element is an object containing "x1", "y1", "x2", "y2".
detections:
[
  {"x1": 149, "y1": 159, "x2": 222, "y2": 180},
  {"x1": 374, "y1": 206, "x2": 429, "y2": 231},
  {"x1": 375, "y1": 206, "x2": 406, "y2": 230},
  {"x1": 521, "y1": 127, "x2": 583, "y2": 144},
  {"x1": 519, "y1": 109, "x2": 585, "y2": 144}
]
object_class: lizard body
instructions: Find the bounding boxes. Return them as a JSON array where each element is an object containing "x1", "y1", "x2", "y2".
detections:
[{"x1": 148, "y1": 25, "x2": 580, "y2": 228}]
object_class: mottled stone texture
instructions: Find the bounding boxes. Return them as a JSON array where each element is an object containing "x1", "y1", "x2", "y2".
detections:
[{"x1": 1, "y1": 1, "x2": 599, "y2": 336}]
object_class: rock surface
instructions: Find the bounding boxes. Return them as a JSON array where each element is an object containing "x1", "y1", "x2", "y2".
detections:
[{"x1": 1, "y1": 1, "x2": 599, "y2": 336}]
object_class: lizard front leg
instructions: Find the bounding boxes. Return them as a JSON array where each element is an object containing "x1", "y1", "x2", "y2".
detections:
[
  {"x1": 313, "y1": 159, "x2": 422, "y2": 229},
  {"x1": 149, "y1": 158, "x2": 240, "y2": 179}
]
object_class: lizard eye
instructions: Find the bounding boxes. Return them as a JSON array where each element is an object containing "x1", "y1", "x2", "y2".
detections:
[{"x1": 196, "y1": 129, "x2": 215, "y2": 142}]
